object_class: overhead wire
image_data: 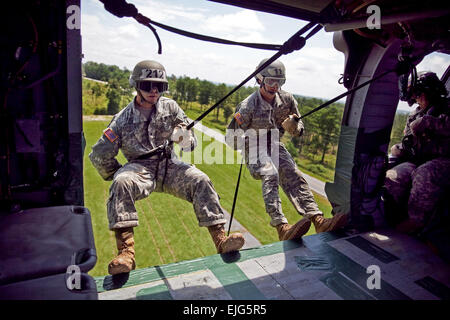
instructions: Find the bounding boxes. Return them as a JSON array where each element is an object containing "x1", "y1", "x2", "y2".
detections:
[
  {"x1": 99, "y1": 0, "x2": 283, "y2": 54},
  {"x1": 134, "y1": 13, "x2": 282, "y2": 52}
]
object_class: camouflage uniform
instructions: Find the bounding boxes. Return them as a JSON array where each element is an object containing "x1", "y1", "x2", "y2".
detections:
[
  {"x1": 89, "y1": 97, "x2": 227, "y2": 230},
  {"x1": 385, "y1": 103, "x2": 450, "y2": 226},
  {"x1": 228, "y1": 89, "x2": 322, "y2": 227}
]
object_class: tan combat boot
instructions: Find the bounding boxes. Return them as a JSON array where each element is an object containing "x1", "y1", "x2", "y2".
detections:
[
  {"x1": 312, "y1": 213, "x2": 347, "y2": 233},
  {"x1": 276, "y1": 218, "x2": 311, "y2": 241},
  {"x1": 108, "y1": 227, "x2": 136, "y2": 275},
  {"x1": 208, "y1": 224, "x2": 245, "y2": 254}
]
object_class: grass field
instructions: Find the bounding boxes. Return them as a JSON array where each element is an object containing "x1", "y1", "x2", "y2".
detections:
[{"x1": 83, "y1": 120, "x2": 333, "y2": 276}]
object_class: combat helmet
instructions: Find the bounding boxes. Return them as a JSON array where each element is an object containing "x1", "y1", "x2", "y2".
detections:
[
  {"x1": 405, "y1": 71, "x2": 448, "y2": 106},
  {"x1": 255, "y1": 58, "x2": 286, "y2": 87},
  {"x1": 129, "y1": 60, "x2": 168, "y2": 92}
]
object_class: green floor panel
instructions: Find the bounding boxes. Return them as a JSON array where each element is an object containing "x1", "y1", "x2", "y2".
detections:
[
  {"x1": 136, "y1": 284, "x2": 173, "y2": 300},
  {"x1": 209, "y1": 263, "x2": 266, "y2": 300},
  {"x1": 96, "y1": 260, "x2": 207, "y2": 292},
  {"x1": 95, "y1": 231, "x2": 349, "y2": 294},
  {"x1": 95, "y1": 238, "x2": 308, "y2": 293}
]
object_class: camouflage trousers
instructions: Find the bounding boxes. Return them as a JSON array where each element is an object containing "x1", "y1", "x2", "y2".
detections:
[
  {"x1": 385, "y1": 157, "x2": 450, "y2": 225},
  {"x1": 107, "y1": 158, "x2": 227, "y2": 230},
  {"x1": 247, "y1": 144, "x2": 322, "y2": 227}
]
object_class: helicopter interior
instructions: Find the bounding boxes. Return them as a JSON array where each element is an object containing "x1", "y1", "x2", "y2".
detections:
[{"x1": 0, "y1": 0, "x2": 449, "y2": 300}]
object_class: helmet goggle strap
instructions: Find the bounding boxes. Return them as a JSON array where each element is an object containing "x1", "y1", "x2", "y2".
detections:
[
  {"x1": 137, "y1": 81, "x2": 168, "y2": 93},
  {"x1": 263, "y1": 77, "x2": 285, "y2": 87}
]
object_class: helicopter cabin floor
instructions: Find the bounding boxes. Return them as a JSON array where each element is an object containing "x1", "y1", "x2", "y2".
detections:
[{"x1": 94, "y1": 228, "x2": 450, "y2": 300}]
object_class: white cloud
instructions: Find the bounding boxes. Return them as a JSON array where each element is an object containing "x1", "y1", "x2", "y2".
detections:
[
  {"x1": 134, "y1": 0, "x2": 206, "y2": 23},
  {"x1": 81, "y1": 13, "x2": 145, "y2": 68},
  {"x1": 301, "y1": 46, "x2": 342, "y2": 62},
  {"x1": 181, "y1": 9, "x2": 267, "y2": 43},
  {"x1": 416, "y1": 53, "x2": 449, "y2": 77},
  {"x1": 81, "y1": 1, "x2": 347, "y2": 100},
  {"x1": 281, "y1": 46, "x2": 345, "y2": 99},
  {"x1": 117, "y1": 24, "x2": 140, "y2": 39},
  {"x1": 204, "y1": 9, "x2": 264, "y2": 33}
]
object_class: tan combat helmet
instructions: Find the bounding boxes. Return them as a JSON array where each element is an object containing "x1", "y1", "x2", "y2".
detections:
[
  {"x1": 129, "y1": 60, "x2": 168, "y2": 92},
  {"x1": 255, "y1": 58, "x2": 286, "y2": 87},
  {"x1": 406, "y1": 71, "x2": 448, "y2": 105}
]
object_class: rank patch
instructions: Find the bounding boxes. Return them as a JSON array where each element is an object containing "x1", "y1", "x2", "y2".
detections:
[
  {"x1": 103, "y1": 128, "x2": 118, "y2": 143},
  {"x1": 234, "y1": 112, "x2": 244, "y2": 125}
]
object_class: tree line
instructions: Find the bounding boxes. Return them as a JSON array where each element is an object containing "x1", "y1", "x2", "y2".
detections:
[
  {"x1": 82, "y1": 61, "x2": 344, "y2": 166},
  {"x1": 169, "y1": 75, "x2": 258, "y2": 123},
  {"x1": 82, "y1": 61, "x2": 409, "y2": 173},
  {"x1": 83, "y1": 61, "x2": 133, "y2": 115}
]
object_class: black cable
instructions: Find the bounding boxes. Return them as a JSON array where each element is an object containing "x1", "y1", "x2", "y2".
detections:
[
  {"x1": 136, "y1": 22, "x2": 317, "y2": 160},
  {"x1": 228, "y1": 157, "x2": 244, "y2": 236},
  {"x1": 135, "y1": 14, "x2": 162, "y2": 54},
  {"x1": 139, "y1": 14, "x2": 282, "y2": 51},
  {"x1": 99, "y1": 0, "x2": 283, "y2": 54},
  {"x1": 187, "y1": 22, "x2": 317, "y2": 130}
]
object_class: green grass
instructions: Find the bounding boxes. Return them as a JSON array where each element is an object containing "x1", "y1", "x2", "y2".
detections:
[
  {"x1": 83, "y1": 120, "x2": 333, "y2": 277},
  {"x1": 296, "y1": 156, "x2": 336, "y2": 182},
  {"x1": 82, "y1": 79, "x2": 109, "y2": 115}
]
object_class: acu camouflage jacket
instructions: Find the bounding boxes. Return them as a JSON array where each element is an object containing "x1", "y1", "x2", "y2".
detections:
[
  {"x1": 89, "y1": 97, "x2": 196, "y2": 180},
  {"x1": 398, "y1": 100, "x2": 450, "y2": 163}
]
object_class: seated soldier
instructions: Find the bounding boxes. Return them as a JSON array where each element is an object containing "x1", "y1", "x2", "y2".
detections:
[{"x1": 385, "y1": 71, "x2": 450, "y2": 234}]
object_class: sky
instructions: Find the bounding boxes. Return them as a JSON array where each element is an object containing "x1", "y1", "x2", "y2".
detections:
[{"x1": 81, "y1": 0, "x2": 449, "y2": 112}]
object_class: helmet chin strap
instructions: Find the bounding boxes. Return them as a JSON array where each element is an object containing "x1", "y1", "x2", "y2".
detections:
[
  {"x1": 137, "y1": 88, "x2": 149, "y2": 104},
  {"x1": 262, "y1": 83, "x2": 278, "y2": 95},
  {"x1": 259, "y1": 78, "x2": 279, "y2": 94},
  {"x1": 136, "y1": 88, "x2": 161, "y2": 106}
]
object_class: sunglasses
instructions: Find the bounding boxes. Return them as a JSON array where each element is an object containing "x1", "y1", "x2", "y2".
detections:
[
  {"x1": 264, "y1": 77, "x2": 285, "y2": 87},
  {"x1": 137, "y1": 81, "x2": 168, "y2": 93}
]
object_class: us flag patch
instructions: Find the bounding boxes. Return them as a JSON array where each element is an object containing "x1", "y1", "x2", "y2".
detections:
[
  {"x1": 103, "y1": 128, "x2": 118, "y2": 143},
  {"x1": 234, "y1": 112, "x2": 244, "y2": 125}
]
